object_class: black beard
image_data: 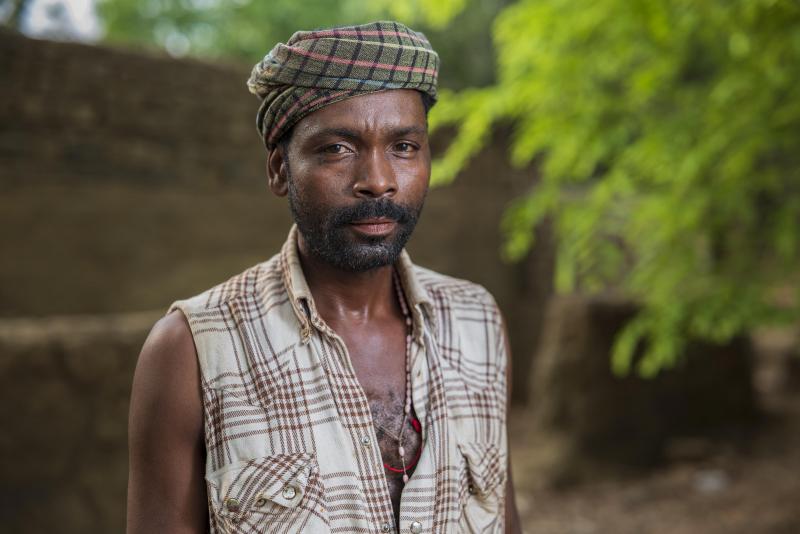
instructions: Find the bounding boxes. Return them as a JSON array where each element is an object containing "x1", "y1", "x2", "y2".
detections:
[{"x1": 288, "y1": 183, "x2": 424, "y2": 272}]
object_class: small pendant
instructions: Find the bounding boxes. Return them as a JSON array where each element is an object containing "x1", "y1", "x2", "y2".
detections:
[
  {"x1": 402, "y1": 474, "x2": 409, "y2": 484},
  {"x1": 398, "y1": 446, "x2": 405, "y2": 457},
  {"x1": 411, "y1": 417, "x2": 422, "y2": 434}
]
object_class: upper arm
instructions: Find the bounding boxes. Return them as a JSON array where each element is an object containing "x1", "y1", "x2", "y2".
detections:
[{"x1": 127, "y1": 310, "x2": 208, "y2": 534}]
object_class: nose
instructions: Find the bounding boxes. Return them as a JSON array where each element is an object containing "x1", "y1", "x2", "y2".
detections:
[{"x1": 352, "y1": 149, "x2": 397, "y2": 199}]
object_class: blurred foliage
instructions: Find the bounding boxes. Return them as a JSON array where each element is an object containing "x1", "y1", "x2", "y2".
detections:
[
  {"x1": 97, "y1": 0, "x2": 503, "y2": 88},
  {"x1": 431, "y1": 0, "x2": 800, "y2": 375},
  {"x1": 0, "y1": 0, "x2": 30, "y2": 28}
]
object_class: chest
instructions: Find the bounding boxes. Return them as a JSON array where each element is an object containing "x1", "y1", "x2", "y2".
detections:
[
  {"x1": 192, "y1": 291, "x2": 509, "y2": 532},
  {"x1": 333, "y1": 322, "x2": 424, "y2": 517},
  {"x1": 333, "y1": 319, "x2": 421, "y2": 446}
]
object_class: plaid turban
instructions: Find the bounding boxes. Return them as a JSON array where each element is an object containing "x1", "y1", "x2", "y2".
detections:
[{"x1": 247, "y1": 21, "x2": 439, "y2": 148}]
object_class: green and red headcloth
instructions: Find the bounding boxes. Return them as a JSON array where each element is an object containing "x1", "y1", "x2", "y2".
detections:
[{"x1": 247, "y1": 21, "x2": 439, "y2": 149}]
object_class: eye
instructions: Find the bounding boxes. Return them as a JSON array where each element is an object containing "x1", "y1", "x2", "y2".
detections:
[
  {"x1": 394, "y1": 142, "x2": 417, "y2": 153},
  {"x1": 324, "y1": 143, "x2": 350, "y2": 154}
]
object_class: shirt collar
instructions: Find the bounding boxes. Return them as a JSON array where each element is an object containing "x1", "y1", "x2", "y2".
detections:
[{"x1": 280, "y1": 225, "x2": 435, "y2": 343}]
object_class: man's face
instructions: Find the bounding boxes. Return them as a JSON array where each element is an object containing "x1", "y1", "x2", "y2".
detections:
[{"x1": 271, "y1": 89, "x2": 431, "y2": 272}]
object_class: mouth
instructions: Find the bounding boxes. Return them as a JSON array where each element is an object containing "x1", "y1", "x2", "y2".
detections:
[{"x1": 348, "y1": 218, "x2": 398, "y2": 237}]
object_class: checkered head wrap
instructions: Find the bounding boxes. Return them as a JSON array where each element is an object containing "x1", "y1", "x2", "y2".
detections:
[{"x1": 247, "y1": 21, "x2": 439, "y2": 148}]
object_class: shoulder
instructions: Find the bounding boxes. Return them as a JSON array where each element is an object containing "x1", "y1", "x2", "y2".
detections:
[
  {"x1": 410, "y1": 264, "x2": 506, "y2": 356},
  {"x1": 133, "y1": 310, "x2": 199, "y2": 418},
  {"x1": 140, "y1": 309, "x2": 194, "y2": 357},
  {"x1": 412, "y1": 264, "x2": 500, "y2": 313}
]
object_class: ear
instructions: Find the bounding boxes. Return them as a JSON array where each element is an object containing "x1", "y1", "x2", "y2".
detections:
[{"x1": 266, "y1": 145, "x2": 289, "y2": 197}]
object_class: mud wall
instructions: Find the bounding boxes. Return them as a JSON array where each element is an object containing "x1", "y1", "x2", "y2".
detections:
[
  {"x1": 0, "y1": 313, "x2": 156, "y2": 533},
  {"x1": 0, "y1": 29, "x2": 551, "y2": 331}
]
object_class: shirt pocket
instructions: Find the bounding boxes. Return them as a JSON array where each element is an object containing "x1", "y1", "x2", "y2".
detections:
[
  {"x1": 205, "y1": 452, "x2": 329, "y2": 533},
  {"x1": 457, "y1": 441, "x2": 506, "y2": 534}
]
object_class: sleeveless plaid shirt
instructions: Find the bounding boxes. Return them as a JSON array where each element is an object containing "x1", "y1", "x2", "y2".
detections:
[{"x1": 168, "y1": 227, "x2": 508, "y2": 533}]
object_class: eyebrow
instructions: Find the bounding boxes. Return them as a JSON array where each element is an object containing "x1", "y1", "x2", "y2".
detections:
[
  {"x1": 308, "y1": 125, "x2": 428, "y2": 142},
  {"x1": 391, "y1": 125, "x2": 428, "y2": 137}
]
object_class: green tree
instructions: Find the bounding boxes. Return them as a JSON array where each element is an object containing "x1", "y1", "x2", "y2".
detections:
[
  {"x1": 430, "y1": 0, "x2": 800, "y2": 375},
  {"x1": 97, "y1": 0, "x2": 502, "y2": 88}
]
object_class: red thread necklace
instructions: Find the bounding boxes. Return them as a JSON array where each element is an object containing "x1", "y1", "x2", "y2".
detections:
[{"x1": 385, "y1": 269, "x2": 422, "y2": 483}]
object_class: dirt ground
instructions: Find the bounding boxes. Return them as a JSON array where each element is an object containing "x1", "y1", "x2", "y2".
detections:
[{"x1": 509, "y1": 380, "x2": 800, "y2": 533}]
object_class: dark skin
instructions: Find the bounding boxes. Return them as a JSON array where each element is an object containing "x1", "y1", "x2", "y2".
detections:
[
  {"x1": 126, "y1": 89, "x2": 521, "y2": 533},
  {"x1": 274, "y1": 90, "x2": 427, "y2": 524}
]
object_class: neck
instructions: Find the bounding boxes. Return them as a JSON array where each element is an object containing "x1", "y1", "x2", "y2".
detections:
[{"x1": 297, "y1": 234, "x2": 400, "y2": 325}]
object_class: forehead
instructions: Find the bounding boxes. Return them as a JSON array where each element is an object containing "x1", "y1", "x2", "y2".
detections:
[{"x1": 290, "y1": 89, "x2": 427, "y2": 140}]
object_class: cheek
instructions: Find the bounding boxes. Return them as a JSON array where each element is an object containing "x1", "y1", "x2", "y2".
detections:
[
  {"x1": 292, "y1": 162, "x2": 353, "y2": 200},
  {"x1": 289, "y1": 172, "x2": 324, "y2": 206},
  {"x1": 397, "y1": 162, "x2": 431, "y2": 197}
]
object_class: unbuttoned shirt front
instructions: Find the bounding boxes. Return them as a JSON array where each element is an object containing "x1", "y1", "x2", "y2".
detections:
[{"x1": 169, "y1": 227, "x2": 508, "y2": 533}]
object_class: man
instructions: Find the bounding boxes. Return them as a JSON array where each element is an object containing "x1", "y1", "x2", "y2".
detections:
[{"x1": 127, "y1": 21, "x2": 521, "y2": 533}]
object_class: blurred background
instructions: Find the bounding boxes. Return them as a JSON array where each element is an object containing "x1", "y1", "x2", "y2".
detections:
[{"x1": 1, "y1": 0, "x2": 799, "y2": 532}]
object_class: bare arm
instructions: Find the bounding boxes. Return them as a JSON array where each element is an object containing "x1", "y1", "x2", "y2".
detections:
[
  {"x1": 502, "y1": 315, "x2": 523, "y2": 534},
  {"x1": 127, "y1": 310, "x2": 208, "y2": 533}
]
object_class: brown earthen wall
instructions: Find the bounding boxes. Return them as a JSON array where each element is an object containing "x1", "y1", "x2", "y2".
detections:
[
  {"x1": 0, "y1": 313, "x2": 156, "y2": 533},
  {"x1": 0, "y1": 29, "x2": 551, "y2": 327},
  {"x1": 0, "y1": 29, "x2": 554, "y2": 396}
]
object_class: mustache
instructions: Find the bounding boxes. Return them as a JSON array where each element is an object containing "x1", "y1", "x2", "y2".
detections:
[{"x1": 330, "y1": 199, "x2": 418, "y2": 227}]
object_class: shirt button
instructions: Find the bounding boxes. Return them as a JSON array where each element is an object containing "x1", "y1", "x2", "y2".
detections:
[
  {"x1": 224, "y1": 497, "x2": 240, "y2": 512},
  {"x1": 409, "y1": 520, "x2": 423, "y2": 533},
  {"x1": 381, "y1": 522, "x2": 392, "y2": 532},
  {"x1": 468, "y1": 484, "x2": 477, "y2": 494},
  {"x1": 254, "y1": 495, "x2": 267, "y2": 507},
  {"x1": 361, "y1": 435, "x2": 371, "y2": 446},
  {"x1": 282, "y1": 485, "x2": 297, "y2": 500}
]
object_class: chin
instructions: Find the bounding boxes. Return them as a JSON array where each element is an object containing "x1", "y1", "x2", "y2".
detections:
[
  {"x1": 314, "y1": 229, "x2": 407, "y2": 272},
  {"x1": 330, "y1": 243, "x2": 401, "y2": 272}
]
